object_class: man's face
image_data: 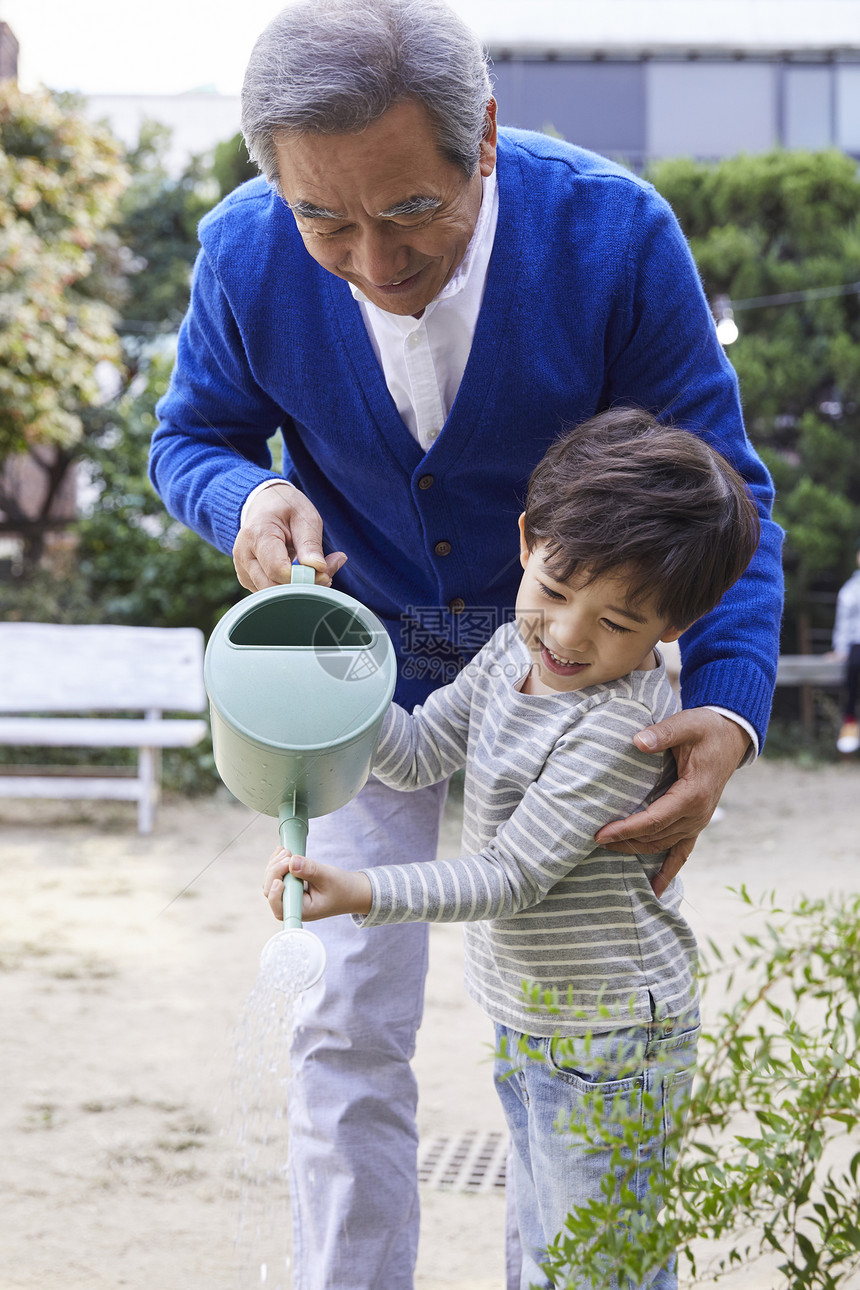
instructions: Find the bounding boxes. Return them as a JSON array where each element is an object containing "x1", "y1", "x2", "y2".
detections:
[{"x1": 274, "y1": 97, "x2": 497, "y2": 317}]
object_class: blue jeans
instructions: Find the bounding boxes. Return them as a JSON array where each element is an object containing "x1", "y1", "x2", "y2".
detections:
[{"x1": 495, "y1": 1016, "x2": 700, "y2": 1290}]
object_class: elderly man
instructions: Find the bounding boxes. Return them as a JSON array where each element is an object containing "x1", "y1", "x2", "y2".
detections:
[{"x1": 150, "y1": 2, "x2": 783, "y2": 1286}]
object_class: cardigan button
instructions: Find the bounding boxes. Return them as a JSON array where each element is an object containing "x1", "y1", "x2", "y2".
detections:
[
  {"x1": 449, "y1": 597, "x2": 465, "y2": 614},
  {"x1": 434, "y1": 540, "x2": 452, "y2": 557},
  {"x1": 417, "y1": 474, "x2": 434, "y2": 490}
]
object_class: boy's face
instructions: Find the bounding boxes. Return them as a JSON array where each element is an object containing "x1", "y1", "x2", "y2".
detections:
[{"x1": 515, "y1": 519, "x2": 683, "y2": 696}]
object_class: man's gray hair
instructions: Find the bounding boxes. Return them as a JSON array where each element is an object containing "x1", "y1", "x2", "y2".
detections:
[{"x1": 241, "y1": 0, "x2": 493, "y2": 187}]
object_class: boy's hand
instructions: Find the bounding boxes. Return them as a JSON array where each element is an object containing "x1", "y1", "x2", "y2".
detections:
[
  {"x1": 594, "y1": 709, "x2": 750, "y2": 897},
  {"x1": 263, "y1": 846, "x2": 373, "y2": 921}
]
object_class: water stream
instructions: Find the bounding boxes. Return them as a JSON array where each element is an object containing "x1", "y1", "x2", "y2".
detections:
[{"x1": 227, "y1": 967, "x2": 302, "y2": 1289}]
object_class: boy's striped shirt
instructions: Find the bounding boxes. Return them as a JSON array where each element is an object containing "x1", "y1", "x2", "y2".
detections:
[{"x1": 361, "y1": 620, "x2": 699, "y2": 1035}]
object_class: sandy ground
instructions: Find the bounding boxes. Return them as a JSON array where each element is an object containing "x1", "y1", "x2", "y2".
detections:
[{"x1": 1, "y1": 757, "x2": 858, "y2": 1290}]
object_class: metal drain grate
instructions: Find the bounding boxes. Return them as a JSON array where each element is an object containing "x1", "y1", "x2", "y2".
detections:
[{"x1": 418, "y1": 1130, "x2": 507, "y2": 1193}]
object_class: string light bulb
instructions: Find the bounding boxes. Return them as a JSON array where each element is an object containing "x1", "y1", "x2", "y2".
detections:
[{"x1": 713, "y1": 295, "x2": 739, "y2": 346}]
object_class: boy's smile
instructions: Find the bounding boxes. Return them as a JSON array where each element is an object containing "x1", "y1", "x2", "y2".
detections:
[
  {"x1": 540, "y1": 644, "x2": 589, "y2": 679},
  {"x1": 515, "y1": 520, "x2": 684, "y2": 696}
]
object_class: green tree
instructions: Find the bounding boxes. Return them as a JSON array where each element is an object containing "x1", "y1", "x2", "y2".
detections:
[
  {"x1": 0, "y1": 85, "x2": 129, "y2": 565},
  {"x1": 0, "y1": 349, "x2": 243, "y2": 636},
  {"x1": 647, "y1": 150, "x2": 860, "y2": 649},
  {"x1": 0, "y1": 85, "x2": 128, "y2": 458},
  {"x1": 0, "y1": 92, "x2": 231, "y2": 581},
  {"x1": 211, "y1": 130, "x2": 258, "y2": 200},
  {"x1": 74, "y1": 352, "x2": 243, "y2": 637},
  {"x1": 116, "y1": 119, "x2": 213, "y2": 333}
]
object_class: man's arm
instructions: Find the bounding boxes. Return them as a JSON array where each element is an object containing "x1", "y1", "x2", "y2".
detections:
[
  {"x1": 602, "y1": 184, "x2": 783, "y2": 743},
  {"x1": 149, "y1": 247, "x2": 288, "y2": 556},
  {"x1": 233, "y1": 481, "x2": 346, "y2": 589},
  {"x1": 149, "y1": 240, "x2": 347, "y2": 588},
  {"x1": 594, "y1": 183, "x2": 784, "y2": 877}
]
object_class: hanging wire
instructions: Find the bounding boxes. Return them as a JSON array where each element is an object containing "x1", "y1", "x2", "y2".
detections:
[
  {"x1": 730, "y1": 281, "x2": 860, "y2": 311},
  {"x1": 711, "y1": 280, "x2": 860, "y2": 345}
]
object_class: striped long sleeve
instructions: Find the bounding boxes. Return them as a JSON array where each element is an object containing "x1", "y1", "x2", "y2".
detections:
[{"x1": 364, "y1": 622, "x2": 699, "y2": 1035}]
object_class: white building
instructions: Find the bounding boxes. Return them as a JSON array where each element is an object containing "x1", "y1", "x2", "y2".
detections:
[
  {"x1": 84, "y1": 89, "x2": 241, "y2": 176},
  {"x1": 76, "y1": 1, "x2": 860, "y2": 171}
]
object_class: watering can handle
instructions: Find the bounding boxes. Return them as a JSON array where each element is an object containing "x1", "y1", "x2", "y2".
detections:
[
  {"x1": 290, "y1": 562, "x2": 317, "y2": 585},
  {"x1": 279, "y1": 808, "x2": 309, "y2": 930}
]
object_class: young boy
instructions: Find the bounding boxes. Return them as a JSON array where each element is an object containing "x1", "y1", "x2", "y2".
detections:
[{"x1": 263, "y1": 408, "x2": 761, "y2": 1289}]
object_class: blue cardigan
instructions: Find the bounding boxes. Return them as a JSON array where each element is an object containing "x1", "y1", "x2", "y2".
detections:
[{"x1": 151, "y1": 128, "x2": 783, "y2": 743}]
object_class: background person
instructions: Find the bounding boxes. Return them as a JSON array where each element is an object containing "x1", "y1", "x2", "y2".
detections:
[
  {"x1": 830, "y1": 542, "x2": 860, "y2": 754},
  {"x1": 149, "y1": 2, "x2": 784, "y2": 1286}
]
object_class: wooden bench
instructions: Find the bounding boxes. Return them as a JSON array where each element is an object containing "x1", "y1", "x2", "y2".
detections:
[
  {"x1": 0, "y1": 623, "x2": 208, "y2": 834},
  {"x1": 775, "y1": 654, "x2": 844, "y2": 735},
  {"x1": 775, "y1": 655, "x2": 843, "y2": 687}
]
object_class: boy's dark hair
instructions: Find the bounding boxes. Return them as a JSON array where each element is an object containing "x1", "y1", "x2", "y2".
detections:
[{"x1": 522, "y1": 408, "x2": 761, "y2": 628}]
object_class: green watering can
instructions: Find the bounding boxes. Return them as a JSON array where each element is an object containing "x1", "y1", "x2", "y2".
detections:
[{"x1": 204, "y1": 565, "x2": 397, "y2": 991}]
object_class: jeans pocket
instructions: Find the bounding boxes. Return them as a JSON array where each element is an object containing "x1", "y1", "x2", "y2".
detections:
[{"x1": 546, "y1": 1031, "x2": 649, "y2": 1094}]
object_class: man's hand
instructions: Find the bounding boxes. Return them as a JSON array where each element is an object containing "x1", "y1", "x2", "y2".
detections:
[
  {"x1": 263, "y1": 846, "x2": 373, "y2": 921},
  {"x1": 594, "y1": 709, "x2": 751, "y2": 898},
  {"x1": 233, "y1": 482, "x2": 347, "y2": 591}
]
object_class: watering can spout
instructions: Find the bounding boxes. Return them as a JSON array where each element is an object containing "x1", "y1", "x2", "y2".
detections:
[{"x1": 278, "y1": 796, "x2": 309, "y2": 932}]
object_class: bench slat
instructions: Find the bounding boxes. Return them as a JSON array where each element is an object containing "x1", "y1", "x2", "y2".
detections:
[
  {"x1": 0, "y1": 776, "x2": 148, "y2": 803},
  {"x1": 0, "y1": 623, "x2": 207, "y2": 713},
  {"x1": 0, "y1": 765, "x2": 137, "y2": 778},
  {"x1": 775, "y1": 656, "x2": 843, "y2": 686},
  {"x1": 0, "y1": 718, "x2": 208, "y2": 748}
]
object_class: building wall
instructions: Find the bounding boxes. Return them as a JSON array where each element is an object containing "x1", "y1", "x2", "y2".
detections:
[
  {"x1": 491, "y1": 56, "x2": 860, "y2": 164},
  {"x1": 80, "y1": 55, "x2": 860, "y2": 177},
  {"x1": 84, "y1": 92, "x2": 241, "y2": 176},
  {"x1": 0, "y1": 21, "x2": 19, "y2": 81}
]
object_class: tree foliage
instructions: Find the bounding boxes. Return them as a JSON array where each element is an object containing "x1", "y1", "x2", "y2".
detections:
[
  {"x1": 648, "y1": 150, "x2": 860, "y2": 645},
  {"x1": 0, "y1": 351, "x2": 243, "y2": 637},
  {"x1": 116, "y1": 120, "x2": 212, "y2": 332},
  {"x1": 0, "y1": 85, "x2": 129, "y2": 460},
  {"x1": 74, "y1": 352, "x2": 244, "y2": 636},
  {"x1": 0, "y1": 91, "x2": 220, "y2": 572},
  {"x1": 211, "y1": 130, "x2": 258, "y2": 201}
]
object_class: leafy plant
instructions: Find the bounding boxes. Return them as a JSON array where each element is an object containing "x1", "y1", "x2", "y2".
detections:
[{"x1": 538, "y1": 890, "x2": 860, "y2": 1289}]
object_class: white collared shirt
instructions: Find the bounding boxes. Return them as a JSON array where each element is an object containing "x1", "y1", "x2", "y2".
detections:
[{"x1": 349, "y1": 166, "x2": 499, "y2": 451}]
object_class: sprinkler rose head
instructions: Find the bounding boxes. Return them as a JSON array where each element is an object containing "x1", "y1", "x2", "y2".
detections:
[{"x1": 260, "y1": 927, "x2": 326, "y2": 993}]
